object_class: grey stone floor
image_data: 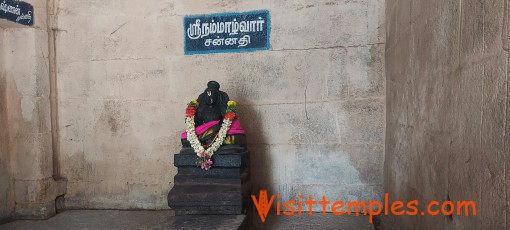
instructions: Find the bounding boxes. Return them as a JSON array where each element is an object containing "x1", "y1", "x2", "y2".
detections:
[
  {"x1": 252, "y1": 212, "x2": 375, "y2": 230},
  {"x1": 0, "y1": 210, "x2": 375, "y2": 230}
]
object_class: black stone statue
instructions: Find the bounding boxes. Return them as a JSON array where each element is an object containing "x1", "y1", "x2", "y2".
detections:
[
  {"x1": 169, "y1": 80, "x2": 251, "y2": 216},
  {"x1": 181, "y1": 81, "x2": 246, "y2": 147},
  {"x1": 194, "y1": 81, "x2": 229, "y2": 126}
]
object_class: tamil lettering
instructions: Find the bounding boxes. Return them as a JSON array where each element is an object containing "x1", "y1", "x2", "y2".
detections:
[
  {"x1": 0, "y1": 0, "x2": 33, "y2": 26},
  {"x1": 184, "y1": 10, "x2": 270, "y2": 55}
]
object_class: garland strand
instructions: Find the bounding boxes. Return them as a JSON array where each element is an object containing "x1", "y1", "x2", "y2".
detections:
[{"x1": 185, "y1": 100, "x2": 237, "y2": 170}]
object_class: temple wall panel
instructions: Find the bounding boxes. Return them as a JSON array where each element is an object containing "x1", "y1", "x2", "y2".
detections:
[{"x1": 55, "y1": 0, "x2": 386, "y2": 210}]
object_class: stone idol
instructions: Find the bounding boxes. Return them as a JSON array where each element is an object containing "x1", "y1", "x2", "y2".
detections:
[{"x1": 168, "y1": 81, "x2": 251, "y2": 215}]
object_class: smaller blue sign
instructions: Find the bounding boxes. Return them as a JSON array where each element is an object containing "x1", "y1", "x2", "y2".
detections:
[
  {"x1": 184, "y1": 10, "x2": 271, "y2": 55},
  {"x1": 0, "y1": 0, "x2": 34, "y2": 26}
]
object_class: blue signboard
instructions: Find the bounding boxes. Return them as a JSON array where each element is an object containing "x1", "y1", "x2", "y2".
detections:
[
  {"x1": 0, "y1": 0, "x2": 34, "y2": 26},
  {"x1": 184, "y1": 10, "x2": 270, "y2": 55}
]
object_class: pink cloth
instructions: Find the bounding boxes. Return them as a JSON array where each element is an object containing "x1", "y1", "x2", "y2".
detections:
[{"x1": 181, "y1": 119, "x2": 245, "y2": 139}]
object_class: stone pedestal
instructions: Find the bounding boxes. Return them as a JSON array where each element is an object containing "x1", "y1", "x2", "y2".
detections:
[{"x1": 168, "y1": 146, "x2": 251, "y2": 215}]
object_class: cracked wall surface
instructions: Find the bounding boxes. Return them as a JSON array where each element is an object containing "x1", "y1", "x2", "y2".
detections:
[
  {"x1": 55, "y1": 0, "x2": 386, "y2": 209},
  {"x1": 385, "y1": 0, "x2": 509, "y2": 228}
]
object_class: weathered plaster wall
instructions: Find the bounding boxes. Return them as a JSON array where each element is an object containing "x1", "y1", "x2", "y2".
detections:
[
  {"x1": 0, "y1": 27, "x2": 15, "y2": 223},
  {"x1": 0, "y1": 0, "x2": 65, "y2": 219},
  {"x1": 56, "y1": 0, "x2": 385, "y2": 209},
  {"x1": 385, "y1": 0, "x2": 509, "y2": 229}
]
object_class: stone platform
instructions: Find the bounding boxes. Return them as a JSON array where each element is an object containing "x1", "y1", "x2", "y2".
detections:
[{"x1": 167, "y1": 146, "x2": 251, "y2": 215}]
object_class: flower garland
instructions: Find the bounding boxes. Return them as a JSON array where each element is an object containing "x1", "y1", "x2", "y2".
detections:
[{"x1": 185, "y1": 100, "x2": 237, "y2": 170}]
